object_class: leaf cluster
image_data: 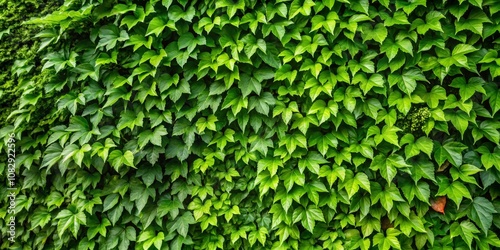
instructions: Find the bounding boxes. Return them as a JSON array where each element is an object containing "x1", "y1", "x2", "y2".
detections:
[{"x1": 2, "y1": 0, "x2": 500, "y2": 249}]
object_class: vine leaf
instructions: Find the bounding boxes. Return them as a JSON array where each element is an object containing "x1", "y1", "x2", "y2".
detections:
[
  {"x1": 469, "y1": 197, "x2": 496, "y2": 236},
  {"x1": 430, "y1": 196, "x2": 446, "y2": 214}
]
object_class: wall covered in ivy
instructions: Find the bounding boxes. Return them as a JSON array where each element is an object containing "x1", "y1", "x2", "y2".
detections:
[{"x1": 1, "y1": 0, "x2": 500, "y2": 249}]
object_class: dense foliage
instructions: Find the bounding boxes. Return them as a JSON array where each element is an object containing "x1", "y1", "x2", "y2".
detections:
[
  {"x1": 0, "y1": 0, "x2": 63, "y2": 129},
  {"x1": 1, "y1": 0, "x2": 500, "y2": 249}
]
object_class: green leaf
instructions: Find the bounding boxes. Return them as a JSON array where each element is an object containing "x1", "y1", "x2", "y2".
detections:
[
  {"x1": 485, "y1": 85, "x2": 500, "y2": 115},
  {"x1": 469, "y1": 197, "x2": 496, "y2": 235},
  {"x1": 258, "y1": 43, "x2": 281, "y2": 68},
  {"x1": 138, "y1": 125, "x2": 168, "y2": 148},
  {"x1": 121, "y1": 7, "x2": 146, "y2": 30},
  {"x1": 368, "y1": 23, "x2": 388, "y2": 44},
  {"x1": 103, "y1": 194, "x2": 119, "y2": 212},
  {"x1": 450, "y1": 221, "x2": 480, "y2": 249},
  {"x1": 146, "y1": 16, "x2": 170, "y2": 37},
  {"x1": 411, "y1": 160, "x2": 436, "y2": 183},
  {"x1": 434, "y1": 141, "x2": 467, "y2": 167},
  {"x1": 397, "y1": 68, "x2": 427, "y2": 96},
  {"x1": 370, "y1": 154, "x2": 409, "y2": 184},
  {"x1": 401, "y1": 180, "x2": 430, "y2": 204},
  {"x1": 108, "y1": 205, "x2": 123, "y2": 226},
  {"x1": 436, "y1": 177, "x2": 472, "y2": 208},
  {"x1": 56, "y1": 207, "x2": 87, "y2": 238},
  {"x1": 248, "y1": 227, "x2": 268, "y2": 246},
  {"x1": 298, "y1": 152, "x2": 328, "y2": 175},
  {"x1": 476, "y1": 146, "x2": 500, "y2": 170},
  {"x1": 98, "y1": 25, "x2": 129, "y2": 51},
  {"x1": 171, "y1": 212, "x2": 196, "y2": 237},
  {"x1": 109, "y1": 4, "x2": 137, "y2": 16},
  {"x1": 31, "y1": 208, "x2": 52, "y2": 229},
  {"x1": 473, "y1": 120, "x2": 500, "y2": 145},
  {"x1": 239, "y1": 73, "x2": 262, "y2": 97},
  {"x1": 343, "y1": 172, "x2": 371, "y2": 198},
  {"x1": 374, "y1": 125, "x2": 401, "y2": 147},
  {"x1": 397, "y1": 212, "x2": 427, "y2": 236},
  {"x1": 372, "y1": 184, "x2": 405, "y2": 212},
  {"x1": 373, "y1": 228, "x2": 402, "y2": 250},
  {"x1": 449, "y1": 2, "x2": 469, "y2": 20},
  {"x1": 445, "y1": 110, "x2": 470, "y2": 139},
  {"x1": 302, "y1": 205, "x2": 325, "y2": 233},
  {"x1": 258, "y1": 157, "x2": 283, "y2": 176},
  {"x1": 450, "y1": 77, "x2": 486, "y2": 101},
  {"x1": 319, "y1": 165, "x2": 345, "y2": 188},
  {"x1": 455, "y1": 9, "x2": 491, "y2": 35},
  {"x1": 117, "y1": 110, "x2": 144, "y2": 131},
  {"x1": 109, "y1": 150, "x2": 136, "y2": 171},
  {"x1": 450, "y1": 164, "x2": 482, "y2": 185}
]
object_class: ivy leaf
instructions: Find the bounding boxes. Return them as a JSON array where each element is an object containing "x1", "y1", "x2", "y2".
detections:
[
  {"x1": 397, "y1": 212, "x2": 427, "y2": 236},
  {"x1": 109, "y1": 4, "x2": 137, "y2": 16},
  {"x1": 485, "y1": 85, "x2": 500, "y2": 115},
  {"x1": 258, "y1": 157, "x2": 283, "y2": 177},
  {"x1": 374, "y1": 125, "x2": 402, "y2": 147},
  {"x1": 257, "y1": 43, "x2": 281, "y2": 68},
  {"x1": 343, "y1": 172, "x2": 371, "y2": 198},
  {"x1": 248, "y1": 227, "x2": 268, "y2": 246},
  {"x1": 249, "y1": 92, "x2": 276, "y2": 115},
  {"x1": 450, "y1": 77, "x2": 486, "y2": 101},
  {"x1": 171, "y1": 212, "x2": 196, "y2": 237},
  {"x1": 450, "y1": 164, "x2": 482, "y2": 185},
  {"x1": 298, "y1": 152, "x2": 328, "y2": 175},
  {"x1": 98, "y1": 25, "x2": 129, "y2": 51},
  {"x1": 30, "y1": 208, "x2": 52, "y2": 230},
  {"x1": 370, "y1": 154, "x2": 409, "y2": 185},
  {"x1": 121, "y1": 7, "x2": 146, "y2": 30},
  {"x1": 436, "y1": 176, "x2": 472, "y2": 208},
  {"x1": 146, "y1": 16, "x2": 172, "y2": 37},
  {"x1": 55, "y1": 206, "x2": 87, "y2": 238},
  {"x1": 109, "y1": 150, "x2": 136, "y2": 171},
  {"x1": 445, "y1": 110, "x2": 470, "y2": 139},
  {"x1": 372, "y1": 184, "x2": 405, "y2": 212},
  {"x1": 138, "y1": 125, "x2": 168, "y2": 148},
  {"x1": 103, "y1": 194, "x2": 120, "y2": 212},
  {"x1": 373, "y1": 228, "x2": 402, "y2": 250},
  {"x1": 87, "y1": 217, "x2": 111, "y2": 239},
  {"x1": 455, "y1": 9, "x2": 491, "y2": 35},
  {"x1": 434, "y1": 141, "x2": 467, "y2": 167},
  {"x1": 117, "y1": 110, "x2": 144, "y2": 131},
  {"x1": 450, "y1": 221, "x2": 480, "y2": 249},
  {"x1": 430, "y1": 196, "x2": 446, "y2": 214},
  {"x1": 476, "y1": 146, "x2": 500, "y2": 171},
  {"x1": 319, "y1": 165, "x2": 346, "y2": 188},
  {"x1": 239, "y1": 73, "x2": 262, "y2": 97},
  {"x1": 282, "y1": 169, "x2": 306, "y2": 192},
  {"x1": 401, "y1": 180, "x2": 430, "y2": 205},
  {"x1": 363, "y1": 23, "x2": 388, "y2": 44},
  {"x1": 302, "y1": 205, "x2": 325, "y2": 233},
  {"x1": 411, "y1": 160, "x2": 436, "y2": 183},
  {"x1": 249, "y1": 136, "x2": 273, "y2": 156},
  {"x1": 469, "y1": 197, "x2": 496, "y2": 235},
  {"x1": 396, "y1": 68, "x2": 427, "y2": 96},
  {"x1": 41, "y1": 143, "x2": 63, "y2": 170},
  {"x1": 449, "y1": 2, "x2": 469, "y2": 20},
  {"x1": 472, "y1": 120, "x2": 500, "y2": 145}
]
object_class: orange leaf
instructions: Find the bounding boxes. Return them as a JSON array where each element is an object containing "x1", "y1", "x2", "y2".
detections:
[{"x1": 431, "y1": 196, "x2": 446, "y2": 214}]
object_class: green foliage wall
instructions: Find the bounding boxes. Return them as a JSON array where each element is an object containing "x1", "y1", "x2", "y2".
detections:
[
  {"x1": 2, "y1": 0, "x2": 500, "y2": 249},
  {"x1": 0, "y1": 0, "x2": 63, "y2": 129}
]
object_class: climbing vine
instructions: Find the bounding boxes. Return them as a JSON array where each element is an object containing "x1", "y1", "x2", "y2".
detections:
[{"x1": 1, "y1": 0, "x2": 500, "y2": 249}]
